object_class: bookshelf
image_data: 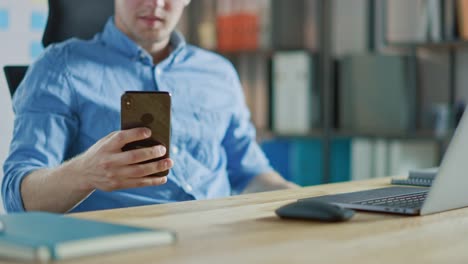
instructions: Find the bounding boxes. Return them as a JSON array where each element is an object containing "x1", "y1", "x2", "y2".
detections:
[
  {"x1": 332, "y1": 130, "x2": 453, "y2": 141},
  {"x1": 259, "y1": 129, "x2": 325, "y2": 140},
  {"x1": 388, "y1": 41, "x2": 468, "y2": 49},
  {"x1": 178, "y1": 0, "x2": 335, "y2": 184},
  {"x1": 381, "y1": 0, "x2": 468, "y2": 164},
  {"x1": 178, "y1": 0, "x2": 453, "y2": 185}
]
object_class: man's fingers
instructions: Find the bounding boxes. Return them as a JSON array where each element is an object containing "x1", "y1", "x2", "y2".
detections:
[
  {"x1": 98, "y1": 176, "x2": 168, "y2": 191},
  {"x1": 105, "y1": 128, "x2": 151, "y2": 150},
  {"x1": 123, "y1": 176, "x2": 168, "y2": 189},
  {"x1": 104, "y1": 145, "x2": 166, "y2": 167},
  {"x1": 125, "y1": 159, "x2": 173, "y2": 178},
  {"x1": 105, "y1": 159, "x2": 173, "y2": 179}
]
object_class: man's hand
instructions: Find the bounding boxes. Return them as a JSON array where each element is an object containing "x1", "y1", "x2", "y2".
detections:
[
  {"x1": 72, "y1": 127, "x2": 173, "y2": 192},
  {"x1": 20, "y1": 127, "x2": 174, "y2": 213}
]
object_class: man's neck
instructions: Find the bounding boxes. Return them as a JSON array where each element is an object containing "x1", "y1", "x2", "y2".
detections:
[{"x1": 140, "y1": 38, "x2": 172, "y2": 65}]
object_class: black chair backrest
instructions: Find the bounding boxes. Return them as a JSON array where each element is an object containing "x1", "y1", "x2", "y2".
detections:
[
  {"x1": 3, "y1": 66, "x2": 28, "y2": 98},
  {"x1": 42, "y1": 0, "x2": 114, "y2": 47},
  {"x1": 4, "y1": 0, "x2": 114, "y2": 98}
]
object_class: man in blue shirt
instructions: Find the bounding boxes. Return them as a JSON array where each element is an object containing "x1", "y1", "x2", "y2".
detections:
[{"x1": 2, "y1": 0, "x2": 297, "y2": 213}]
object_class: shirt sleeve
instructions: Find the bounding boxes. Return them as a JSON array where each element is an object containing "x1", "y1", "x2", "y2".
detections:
[
  {"x1": 221, "y1": 64, "x2": 274, "y2": 193},
  {"x1": 2, "y1": 46, "x2": 79, "y2": 212}
]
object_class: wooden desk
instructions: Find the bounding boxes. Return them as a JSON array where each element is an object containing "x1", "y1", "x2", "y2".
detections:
[{"x1": 64, "y1": 178, "x2": 468, "y2": 263}]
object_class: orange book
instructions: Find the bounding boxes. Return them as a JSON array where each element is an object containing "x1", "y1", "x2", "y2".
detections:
[
  {"x1": 236, "y1": 0, "x2": 259, "y2": 51},
  {"x1": 231, "y1": 0, "x2": 244, "y2": 52},
  {"x1": 217, "y1": 0, "x2": 259, "y2": 52},
  {"x1": 216, "y1": 15, "x2": 229, "y2": 52},
  {"x1": 245, "y1": 13, "x2": 259, "y2": 51},
  {"x1": 216, "y1": 0, "x2": 233, "y2": 52},
  {"x1": 232, "y1": 12, "x2": 244, "y2": 51},
  {"x1": 458, "y1": 0, "x2": 468, "y2": 39}
]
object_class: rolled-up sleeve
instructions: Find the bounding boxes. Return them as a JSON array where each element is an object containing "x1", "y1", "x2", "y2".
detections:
[
  {"x1": 221, "y1": 66, "x2": 273, "y2": 193},
  {"x1": 2, "y1": 46, "x2": 79, "y2": 212}
]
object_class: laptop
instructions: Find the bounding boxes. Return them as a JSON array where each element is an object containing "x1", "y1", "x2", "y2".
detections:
[{"x1": 300, "y1": 109, "x2": 468, "y2": 216}]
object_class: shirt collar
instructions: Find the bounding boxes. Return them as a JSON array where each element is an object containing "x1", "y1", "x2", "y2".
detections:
[{"x1": 99, "y1": 17, "x2": 186, "y2": 64}]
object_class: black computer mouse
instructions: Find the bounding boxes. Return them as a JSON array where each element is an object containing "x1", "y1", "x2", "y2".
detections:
[{"x1": 275, "y1": 200, "x2": 355, "y2": 222}]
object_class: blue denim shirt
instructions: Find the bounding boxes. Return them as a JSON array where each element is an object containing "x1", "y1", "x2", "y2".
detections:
[{"x1": 2, "y1": 18, "x2": 273, "y2": 213}]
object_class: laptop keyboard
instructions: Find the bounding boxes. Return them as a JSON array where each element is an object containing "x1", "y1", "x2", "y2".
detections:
[{"x1": 352, "y1": 192, "x2": 428, "y2": 209}]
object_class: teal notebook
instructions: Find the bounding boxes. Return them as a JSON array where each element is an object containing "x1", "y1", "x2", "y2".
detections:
[{"x1": 0, "y1": 212, "x2": 176, "y2": 263}]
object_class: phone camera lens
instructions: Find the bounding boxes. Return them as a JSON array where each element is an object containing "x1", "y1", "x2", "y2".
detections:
[
  {"x1": 141, "y1": 113, "x2": 154, "y2": 125},
  {"x1": 124, "y1": 96, "x2": 133, "y2": 110}
]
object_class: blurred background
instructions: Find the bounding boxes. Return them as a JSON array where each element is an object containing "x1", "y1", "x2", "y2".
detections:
[{"x1": 1, "y1": 0, "x2": 468, "y2": 211}]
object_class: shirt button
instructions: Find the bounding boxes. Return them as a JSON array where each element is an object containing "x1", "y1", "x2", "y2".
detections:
[
  {"x1": 184, "y1": 184, "x2": 193, "y2": 192},
  {"x1": 172, "y1": 146, "x2": 179, "y2": 155},
  {"x1": 156, "y1": 68, "x2": 162, "y2": 75}
]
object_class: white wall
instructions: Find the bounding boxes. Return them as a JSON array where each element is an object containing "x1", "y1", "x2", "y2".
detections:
[
  {"x1": 0, "y1": 68, "x2": 13, "y2": 213},
  {"x1": 0, "y1": 0, "x2": 48, "y2": 213}
]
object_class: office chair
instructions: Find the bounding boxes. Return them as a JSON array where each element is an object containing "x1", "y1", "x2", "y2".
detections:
[
  {"x1": 3, "y1": 0, "x2": 114, "y2": 98},
  {"x1": 3, "y1": 66, "x2": 29, "y2": 98}
]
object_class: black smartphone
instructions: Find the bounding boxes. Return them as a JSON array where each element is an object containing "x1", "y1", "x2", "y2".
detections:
[{"x1": 121, "y1": 91, "x2": 171, "y2": 177}]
